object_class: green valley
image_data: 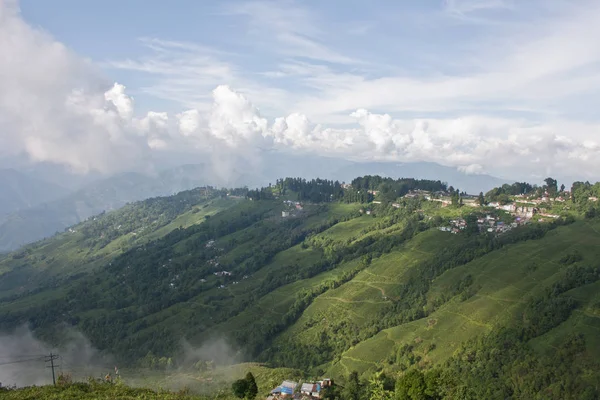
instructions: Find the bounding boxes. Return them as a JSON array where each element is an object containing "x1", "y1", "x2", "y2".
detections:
[{"x1": 1, "y1": 176, "x2": 600, "y2": 399}]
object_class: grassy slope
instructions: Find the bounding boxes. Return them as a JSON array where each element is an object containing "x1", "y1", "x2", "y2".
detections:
[
  {"x1": 0, "y1": 196, "x2": 238, "y2": 299},
  {"x1": 326, "y1": 219, "x2": 600, "y2": 378},
  {"x1": 271, "y1": 230, "x2": 463, "y2": 373},
  {"x1": 125, "y1": 363, "x2": 304, "y2": 398},
  {"x1": 2, "y1": 363, "x2": 303, "y2": 400}
]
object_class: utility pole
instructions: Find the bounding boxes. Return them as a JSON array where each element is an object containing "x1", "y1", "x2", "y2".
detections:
[{"x1": 45, "y1": 353, "x2": 59, "y2": 385}]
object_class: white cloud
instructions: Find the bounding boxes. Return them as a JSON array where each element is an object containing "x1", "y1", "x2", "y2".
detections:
[
  {"x1": 458, "y1": 164, "x2": 485, "y2": 175},
  {"x1": 3, "y1": 0, "x2": 600, "y2": 184},
  {"x1": 444, "y1": 0, "x2": 513, "y2": 16},
  {"x1": 0, "y1": 2, "x2": 266, "y2": 178},
  {"x1": 223, "y1": 0, "x2": 358, "y2": 65},
  {"x1": 0, "y1": 1, "x2": 154, "y2": 174}
]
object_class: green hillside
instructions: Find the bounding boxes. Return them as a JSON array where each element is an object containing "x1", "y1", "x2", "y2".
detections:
[
  {"x1": 0, "y1": 187, "x2": 237, "y2": 298},
  {"x1": 1, "y1": 176, "x2": 600, "y2": 398},
  {"x1": 326, "y1": 219, "x2": 600, "y2": 375}
]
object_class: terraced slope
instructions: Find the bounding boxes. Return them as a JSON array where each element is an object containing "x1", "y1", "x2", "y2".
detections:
[{"x1": 325, "y1": 219, "x2": 600, "y2": 378}]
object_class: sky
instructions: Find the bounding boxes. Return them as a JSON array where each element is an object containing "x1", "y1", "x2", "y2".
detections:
[{"x1": 2, "y1": 0, "x2": 600, "y2": 183}]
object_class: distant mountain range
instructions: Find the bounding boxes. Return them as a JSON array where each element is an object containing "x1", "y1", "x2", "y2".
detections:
[
  {"x1": 0, "y1": 156, "x2": 510, "y2": 252},
  {"x1": 258, "y1": 152, "x2": 510, "y2": 194},
  {"x1": 0, "y1": 169, "x2": 71, "y2": 222},
  {"x1": 0, "y1": 165, "x2": 211, "y2": 252}
]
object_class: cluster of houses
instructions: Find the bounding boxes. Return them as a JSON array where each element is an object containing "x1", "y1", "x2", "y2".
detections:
[
  {"x1": 282, "y1": 200, "x2": 304, "y2": 218},
  {"x1": 477, "y1": 216, "x2": 521, "y2": 233},
  {"x1": 437, "y1": 219, "x2": 467, "y2": 234},
  {"x1": 267, "y1": 379, "x2": 333, "y2": 399},
  {"x1": 438, "y1": 215, "x2": 526, "y2": 235},
  {"x1": 404, "y1": 189, "x2": 440, "y2": 200}
]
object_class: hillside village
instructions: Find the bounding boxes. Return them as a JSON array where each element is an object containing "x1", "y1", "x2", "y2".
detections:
[
  {"x1": 267, "y1": 378, "x2": 333, "y2": 399},
  {"x1": 195, "y1": 179, "x2": 600, "y2": 291}
]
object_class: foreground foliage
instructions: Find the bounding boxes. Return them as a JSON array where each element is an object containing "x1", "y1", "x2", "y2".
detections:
[{"x1": 0, "y1": 381, "x2": 230, "y2": 400}]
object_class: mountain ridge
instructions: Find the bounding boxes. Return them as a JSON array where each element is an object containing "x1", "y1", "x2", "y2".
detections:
[{"x1": 1, "y1": 174, "x2": 597, "y2": 398}]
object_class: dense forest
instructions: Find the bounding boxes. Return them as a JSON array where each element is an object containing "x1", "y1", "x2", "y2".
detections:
[{"x1": 247, "y1": 176, "x2": 448, "y2": 204}]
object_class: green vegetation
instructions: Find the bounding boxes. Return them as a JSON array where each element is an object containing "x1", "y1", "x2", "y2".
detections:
[
  {"x1": 1, "y1": 381, "x2": 216, "y2": 400},
  {"x1": 1, "y1": 175, "x2": 600, "y2": 398},
  {"x1": 0, "y1": 187, "x2": 235, "y2": 297},
  {"x1": 231, "y1": 372, "x2": 258, "y2": 399}
]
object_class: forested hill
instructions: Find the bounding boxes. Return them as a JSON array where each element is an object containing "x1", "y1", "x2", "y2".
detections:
[{"x1": 1, "y1": 175, "x2": 600, "y2": 398}]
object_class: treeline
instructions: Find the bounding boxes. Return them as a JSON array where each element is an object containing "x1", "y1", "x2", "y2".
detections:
[
  {"x1": 247, "y1": 176, "x2": 448, "y2": 204},
  {"x1": 485, "y1": 177, "x2": 589, "y2": 204},
  {"x1": 276, "y1": 178, "x2": 345, "y2": 203},
  {"x1": 247, "y1": 178, "x2": 345, "y2": 203},
  {"x1": 349, "y1": 176, "x2": 447, "y2": 203},
  {"x1": 350, "y1": 176, "x2": 446, "y2": 193}
]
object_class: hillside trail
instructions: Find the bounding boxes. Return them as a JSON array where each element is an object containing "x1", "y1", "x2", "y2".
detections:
[
  {"x1": 360, "y1": 270, "x2": 401, "y2": 301},
  {"x1": 320, "y1": 296, "x2": 389, "y2": 304}
]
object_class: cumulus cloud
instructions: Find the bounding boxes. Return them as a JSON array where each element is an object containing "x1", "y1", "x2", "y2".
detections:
[
  {"x1": 0, "y1": 1, "x2": 267, "y2": 179},
  {"x1": 2, "y1": 0, "x2": 600, "y2": 183},
  {"x1": 265, "y1": 111, "x2": 600, "y2": 181},
  {"x1": 0, "y1": 1, "x2": 154, "y2": 174}
]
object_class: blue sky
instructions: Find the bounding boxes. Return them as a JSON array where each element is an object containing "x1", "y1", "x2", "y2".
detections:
[
  {"x1": 2, "y1": 0, "x2": 600, "y2": 182},
  {"x1": 18, "y1": 0, "x2": 579, "y2": 119}
]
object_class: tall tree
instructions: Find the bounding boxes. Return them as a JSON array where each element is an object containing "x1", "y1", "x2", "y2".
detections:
[
  {"x1": 544, "y1": 177, "x2": 558, "y2": 197},
  {"x1": 465, "y1": 214, "x2": 480, "y2": 236},
  {"x1": 245, "y1": 372, "x2": 258, "y2": 399},
  {"x1": 232, "y1": 379, "x2": 249, "y2": 399},
  {"x1": 478, "y1": 192, "x2": 485, "y2": 206}
]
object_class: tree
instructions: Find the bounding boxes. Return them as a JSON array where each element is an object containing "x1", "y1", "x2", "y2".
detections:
[
  {"x1": 451, "y1": 189, "x2": 460, "y2": 207},
  {"x1": 465, "y1": 214, "x2": 479, "y2": 236},
  {"x1": 368, "y1": 372, "x2": 393, "y2": 400},
  {"x1": 395, "y1": 369, "x2": 427, "y2": 400},
  {"x1": 245, "y1": 372, "x2": 258, "y2": 399},
  {"x1": 478, "y1": 192, "x2": 485, "y2": 206},
  {"x1": 544, "y1": 177, "x2": 558, "y2": 198},
  {"x1": 342, "y1": 371, "x2": 364, "y2": 400},
  {"x1": 232, "y1": 379, "x2": 249, "y2": 399}
]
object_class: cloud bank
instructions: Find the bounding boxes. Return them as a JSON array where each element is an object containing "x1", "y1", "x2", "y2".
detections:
[{"x1": 2, "y1": 0, "x2": 600, "y2": 183}]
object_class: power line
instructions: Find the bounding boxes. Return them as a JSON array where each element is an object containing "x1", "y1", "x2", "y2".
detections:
[
  {"x1": 0, "y1": 356, "x2": 45, "y2": 366},
  {"x1": 45, "y1": 353, "x2": 59, "y2": 385},
  {"x1": 0, "y1": 354, "x2": 47, "y2": 358}
]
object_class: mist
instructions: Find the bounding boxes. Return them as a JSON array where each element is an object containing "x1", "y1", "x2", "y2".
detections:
[
  {"x1": 0, "y1": 326, "x2": 113, "y2": 388},
  {"x1": 180, "y1": 337, "x2": 242, "y2": 369}
]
